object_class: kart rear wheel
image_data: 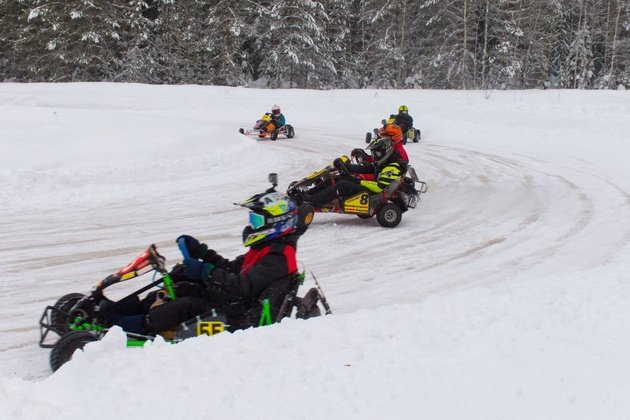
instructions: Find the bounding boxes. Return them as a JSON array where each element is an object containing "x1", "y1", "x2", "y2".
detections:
[
  {"x1": 238, "y1": 128, "x2": 245, "y2": 134},
  {"x1": 413, "y1": 129, "x2": 421, "y2": 143},
  {"x1": 51, "y1": 293, "x2": 85, "y2": 334},
  {"x1": 376, "y1": 203, "x2": 402, "y2": 228},
  {"x1": 286, "y1": 125, "x2": 295, "y2": 138},
  {"x1": 50, "y1": 330, "x2": 99, "y2": 372},
  {"x1": 296, "y1": 288, "x2": 321, "y2": 320},
  {"x1": 365, "y1": 132, "x2": 372, "y2": 143}
]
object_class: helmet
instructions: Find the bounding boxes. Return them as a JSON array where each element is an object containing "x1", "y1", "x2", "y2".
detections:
[
  {"x1": 271, "y1": 105, "x2": 281, "y2": 116},
  {"x1": 378, "y1": 123, "x2": 403, "y2": 143},
  {"x1": 368, "y1": 137, "x2": 394, "y2": 168},
  {"x1": 351, "y1": 148, "x2": 369, "y2": 164},
  {"x1": 238, "y1": 190, "x2": 298, "y2": 247},
  {"x1": 398, "y1": 105, "x2": 408, "y2": 113}
]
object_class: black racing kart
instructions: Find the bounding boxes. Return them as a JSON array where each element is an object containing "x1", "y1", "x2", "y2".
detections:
[
  {"x1": 39, "y1": 177, "x2": 330, "y2": 372},
  {"x1": 286, "y1": 158, "x2": 427, "y2": 228},
  {"x1": 365, "y1": 117, "x2": 421, "y2": 145}
]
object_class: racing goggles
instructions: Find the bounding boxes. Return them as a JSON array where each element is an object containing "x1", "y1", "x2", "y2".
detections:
[
  {"x1": 249, "y1": 211, "x2": 294, "y2": 230},
  {"x1": 249, "y1": 212, "x2": 267, "y2": 229}
]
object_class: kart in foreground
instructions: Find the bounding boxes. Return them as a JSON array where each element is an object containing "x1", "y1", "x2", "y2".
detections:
[
  {"x1": 286, "y1": 158, "x2": 427, "y2": 228},
  {"x1": 239, "y1": 113, "x2": 295, "y2": 140},
  {"x1": 39, "y1": 239, "x2": 330, "y2": 372}
]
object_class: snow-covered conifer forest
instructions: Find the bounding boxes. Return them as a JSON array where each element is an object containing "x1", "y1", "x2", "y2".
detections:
[{"x1": 1, "y1": 0, "x2": 628, "y2": 89}]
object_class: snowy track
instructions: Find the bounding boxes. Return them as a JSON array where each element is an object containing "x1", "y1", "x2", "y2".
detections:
[{"x1": 1, "y1": 85, "x2": 629, "y2": 393}]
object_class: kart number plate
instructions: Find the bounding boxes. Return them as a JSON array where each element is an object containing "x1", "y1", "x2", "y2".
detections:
[
  {"x1": 197, "y1": 321, "x2": 225, "y2": 336},
  {"x1": 343, "y1": 193, "x2": 370, "y2": 213}
]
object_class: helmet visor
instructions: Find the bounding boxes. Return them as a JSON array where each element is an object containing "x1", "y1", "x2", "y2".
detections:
[{"x1": 249, "y1": 212, "x2": 266, "y2": 230}]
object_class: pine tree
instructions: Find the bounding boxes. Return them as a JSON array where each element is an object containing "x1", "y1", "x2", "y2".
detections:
[
  {"x1": 0, "y1": 0, "x2": 31, "y2": 80},
  {"x1": 322, "y1": 0, "x2": 355, "y2": 87},
  {"x1": 356, "y1": 0, "x2": 408, "y2": 88},
  {"x1": 21, "y1": 0, "x2": 141, "y2": 82},
  {"x1": 199, "y1": 0, "x2": 257, "y2": 86},
  {"x1": 258, "y1": 0, "x2": 333, "y2": 88}
]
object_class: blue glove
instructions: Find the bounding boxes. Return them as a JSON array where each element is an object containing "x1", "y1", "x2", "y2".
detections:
[
  {"x1": 183, "y1": 258, "x2": 214, "y2": 282},
  {"x1": 176, "y1": 235, "x2": 208, "y2": 259}
]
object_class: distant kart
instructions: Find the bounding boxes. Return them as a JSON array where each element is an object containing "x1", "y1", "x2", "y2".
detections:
[
  {"x1": 239, "y1": 113, "x2": 295, "y2": 140},
  {"x1": 365, "y1": 118, "x2": 421, "y2": 145},
  {"x1": 287, "y1": 159, "x2": 427, "y2": 228}
]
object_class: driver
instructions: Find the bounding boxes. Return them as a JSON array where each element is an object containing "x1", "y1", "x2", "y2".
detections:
[
  {"x1": 100, "y1": 191, "x2": 308, "y2": 334},
  {"x1": 303, "y1": 138, "x2": 402, "y2": 207},
  {"x1": 269, "y1": 104, "x2": 286, "y2": 129},
  {"x1": 394, "y1": 105, "x2": 414, "y2": 139}
]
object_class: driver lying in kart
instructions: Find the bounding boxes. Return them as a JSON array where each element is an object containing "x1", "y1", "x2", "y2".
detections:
[
  {"x1": 269, "y1": 104, "x2": 286, "y2": 129},
  {"x1": 99, "y1": 191, "x2": 308, "y2": 335},
  {"x1": 302, "y1": 138, "x2": 403, "y2": 208},
  {"x1": 374, "y1": 122, "x2": 409, "y2": 174}
]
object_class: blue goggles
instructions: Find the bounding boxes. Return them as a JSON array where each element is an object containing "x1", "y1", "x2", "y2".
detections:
[{"x1": 249, "y1": 212, "x2": 266, "y2": 229}]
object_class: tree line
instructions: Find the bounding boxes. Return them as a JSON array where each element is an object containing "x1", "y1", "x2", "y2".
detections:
[{"x1": 1, "y1": 0, "x2": 628, "y2": 89}]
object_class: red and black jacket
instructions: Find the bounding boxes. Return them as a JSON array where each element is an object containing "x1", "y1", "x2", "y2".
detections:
[{"x1": 203, "y1": 235, "x2": 299, "y2": 330}]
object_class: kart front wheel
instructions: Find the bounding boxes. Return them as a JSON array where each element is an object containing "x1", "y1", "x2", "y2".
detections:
[
  {"x1": 270, "y1": 130, "x2": 278, "y2": 141},
  {"x1": 51, "y1": 293, "x2": 85, "y2": 334},
  {"x1": 376, "y1": 203, "x2": 402, "y2": 228},
  {"x1": 50, "y1": 330, "x2": 99, "y2": 372}
]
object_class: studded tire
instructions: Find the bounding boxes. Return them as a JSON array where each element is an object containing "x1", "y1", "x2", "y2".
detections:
[
  {"x1": 50, "y1": 330, "x2": 99, "y2": 372},
  {"x1": 286, "y1": 125, "x2": 295, "y2": 138},
  {"x1": 376, "y1": 202, "x2": 402, "y2": 228}
]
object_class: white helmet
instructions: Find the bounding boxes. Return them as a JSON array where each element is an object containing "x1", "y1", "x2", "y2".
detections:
[{"x1": 271, "y1": 105, "x2": 281, "y2": 115}]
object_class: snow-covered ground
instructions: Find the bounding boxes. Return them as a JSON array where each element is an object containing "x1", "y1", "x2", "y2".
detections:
[{"x1": 1, "y1": 83, "x2": 629, "y2": 419}]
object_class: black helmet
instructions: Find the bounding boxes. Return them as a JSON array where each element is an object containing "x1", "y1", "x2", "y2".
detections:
[
  {"x1": 351, "y1": 148, "x2": 369, "y2": 164},
  {"x1": 368, "y1": 138, "x2": 394, "y2": 168}
]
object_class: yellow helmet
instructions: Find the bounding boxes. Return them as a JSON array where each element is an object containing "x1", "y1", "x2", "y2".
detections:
[{"x1": 398, "y1": 105, "x2": 408, "y2": 113}]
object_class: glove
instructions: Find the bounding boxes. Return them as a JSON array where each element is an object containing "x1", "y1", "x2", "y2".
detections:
[
  {"x1": 333, "y1": 158, "x2": 348, "y2": 175},
  {"x1": 183, "y1": 258, "x2": 214, "y2": 282},
  {"x1": 201, "y1": 249, "x2": 221, "y2": 265},
  {"x1": 177, "y1": 235, "x2": 208, "y2": 259}
]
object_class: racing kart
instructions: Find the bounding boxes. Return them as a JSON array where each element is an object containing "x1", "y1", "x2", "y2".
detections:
[
  {"x1": 39, "y1": 227, "x2": 329, "y2": 372},
  {"x1": 239, "y1": 112, "x2": 295, "y2": 140},
  {"x1": 286, "y1": 158, "x2": 427, "y2": 228},
  {"x1": 365, "y1": 117, "x2": 421, "y2": 145}
]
